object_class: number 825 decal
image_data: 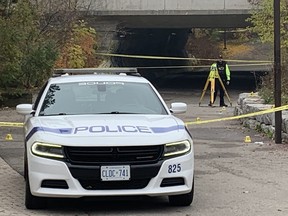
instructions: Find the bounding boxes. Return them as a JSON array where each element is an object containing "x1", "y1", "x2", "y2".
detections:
[{"x1": 168, "y1": 164, "x2": 181, "y2": 173}]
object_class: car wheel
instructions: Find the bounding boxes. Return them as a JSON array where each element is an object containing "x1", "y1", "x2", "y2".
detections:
[
  {"x1": 168, "y1": 179, "x2": 194, "y2": 207},
  {"x1": 25, "y1": 176, "x2": 46, "y2": 209}
]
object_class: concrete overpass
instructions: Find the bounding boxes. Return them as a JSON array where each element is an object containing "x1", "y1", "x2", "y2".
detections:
[
  {"x1": 68, "y1": 0, "x2": 266, "y2": 82},
  {"x1": 77, "y1": 0, "x2": 254, "y2": 28},
  {"x1": 73, "y1": 0, "x2": 256, "y2": 56}
]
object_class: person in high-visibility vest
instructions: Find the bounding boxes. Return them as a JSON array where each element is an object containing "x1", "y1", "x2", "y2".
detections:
[{"x1": 208, "y1": 55, "x2": 231, "y2": 107}]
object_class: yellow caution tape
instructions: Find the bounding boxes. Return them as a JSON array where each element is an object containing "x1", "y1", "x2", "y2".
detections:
[
  {"x1": 0, "y1": 122, "x2": 24, "y2": 127},
  {"x1": 135, "y1": 63, "x2": 272, "y2": 70},
  {"x1": 185, "y1": 104, "x2": 288, "y2": 126},
  {"x1": 95, "y1": 52, "x2": 272, "y2": 63},
  {"x1": 1, "y1": 105, "x2": 287, "y2": 128}
]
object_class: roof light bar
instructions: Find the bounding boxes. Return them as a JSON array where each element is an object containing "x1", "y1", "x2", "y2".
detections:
[{"x1": 53, "y1": 67, "x2": 140, "y2": 77}]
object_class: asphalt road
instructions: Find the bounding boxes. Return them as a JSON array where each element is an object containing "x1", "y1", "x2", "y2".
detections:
[{"x1": 0, "y1": 85, "x2": 288, "y2": 215}]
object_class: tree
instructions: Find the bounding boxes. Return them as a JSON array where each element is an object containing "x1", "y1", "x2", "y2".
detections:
[
  {"x1": 247, "y1": 0, "x2": 288, "y2": 104},
  {"x1": 0, "y1": 0, "x2": 101, "y2": 91},
  {"x1": 54, "y1": 20, "x2": 98, "y2": 68},
  {"x1": 0, "y1": 0, "x2": 17, "y2": 17},
  {"x1": 0, "y1": 0, "x2": 58, "y2": 89},
  {"x1": 248, "y1": 0, "x2": 288, "y2": 49}
]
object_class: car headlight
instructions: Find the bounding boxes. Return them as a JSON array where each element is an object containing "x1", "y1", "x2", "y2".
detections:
[
  {"x1": 31, "y1": 142, "x2": 65, "y2": 159},
  {"x1": 163, "y1": 140, "x2": 191, "y2": 158}
]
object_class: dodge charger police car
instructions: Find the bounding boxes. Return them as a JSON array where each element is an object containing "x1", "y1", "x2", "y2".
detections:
[{"x1": 16, "y1": 68, "x2": 194, "y2": 209}]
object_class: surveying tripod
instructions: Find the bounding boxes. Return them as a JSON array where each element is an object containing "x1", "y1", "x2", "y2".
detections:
[{"x1": 198, "y1": 70, "x2": 232, "y2": 107}]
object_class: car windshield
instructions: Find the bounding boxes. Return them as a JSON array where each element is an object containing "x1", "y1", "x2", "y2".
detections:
[{"x1": 39, "y1": 81, "x2": 167, "y2": 116}]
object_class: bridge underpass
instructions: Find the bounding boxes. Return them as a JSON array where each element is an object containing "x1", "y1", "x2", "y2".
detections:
[
  {"x1": 111, "y1": 28, "x2": 192, "y2": 80},
  {"x1": 77, "y1": 0, "x2": 270, "y2": 88},
  {"x1": 104, "y1": 26, "x2": 271, "y2": 90}
]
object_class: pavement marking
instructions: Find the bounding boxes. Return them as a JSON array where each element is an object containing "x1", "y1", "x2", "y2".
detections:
[{"x1": 0, "y1": 122, "x2": 23, "y2": 127}]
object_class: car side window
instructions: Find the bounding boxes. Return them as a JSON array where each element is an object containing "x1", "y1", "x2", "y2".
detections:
[{"x1": 32, "y1": 81, "x2": 48, "y2": 112}]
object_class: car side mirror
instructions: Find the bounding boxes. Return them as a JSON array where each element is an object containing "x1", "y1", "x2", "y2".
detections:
[
  {"x1": 170, "y1": 102, "x2": 187, "y2": 114},
  {"x1": 16, "y1": 104, "x2": 33, "y2": 115}
]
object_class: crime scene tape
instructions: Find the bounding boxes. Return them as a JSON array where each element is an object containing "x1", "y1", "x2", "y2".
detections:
[
  {"x1": 0, "y1": 122, "x2": 23, "y2": 127},
  {"x1": 95, "y1": 52, "x2": 272, "y2": 63},
  {"x1": 185, "y1": 104, "x2": 288, "y2": 126},
  {"x1": 0, "y1": 105, "x2": 287, "y2": 128},
  {"x1": 135, "y1": 63, "x2": 272, "y2": 69}
]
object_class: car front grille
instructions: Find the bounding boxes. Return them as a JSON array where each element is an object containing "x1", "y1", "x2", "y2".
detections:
[{"x1": 65, "y1": 145, "x2": 164, "y2": 165}]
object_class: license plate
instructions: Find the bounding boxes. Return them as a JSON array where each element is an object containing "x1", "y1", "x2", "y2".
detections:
[{"x1": 101, "y1": 165, "x2": 130, "y2": 181}]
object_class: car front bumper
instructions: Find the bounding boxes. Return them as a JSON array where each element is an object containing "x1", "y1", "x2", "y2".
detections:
[{"x1": 28, "y1": 151, "x2": 194, "y2": 198}]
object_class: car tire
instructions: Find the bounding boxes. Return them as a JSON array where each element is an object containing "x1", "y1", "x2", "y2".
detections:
[
  {"x1": 168, "y1": 178, "x2": 194, "y2": 206},
  {"x1": 25, "y1": 176, "x2": 46, "y2": 209}
]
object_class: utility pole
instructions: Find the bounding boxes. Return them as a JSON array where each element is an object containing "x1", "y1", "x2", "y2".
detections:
[{"x1": 274, "y1": 0, "x2": 282, "y2": 144}]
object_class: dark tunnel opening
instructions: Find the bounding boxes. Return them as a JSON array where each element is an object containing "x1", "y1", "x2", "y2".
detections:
[
  {"x1": 110, "y1": 28, "x2": 266, "y2": 91},
  {"x1": 112, "y1": 28, "x2": 192, "y2": 79}
]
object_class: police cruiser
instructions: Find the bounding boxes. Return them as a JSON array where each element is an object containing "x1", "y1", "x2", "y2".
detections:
[{"x1": 16, "y1": 68, "x2": 194, "y2": 209}]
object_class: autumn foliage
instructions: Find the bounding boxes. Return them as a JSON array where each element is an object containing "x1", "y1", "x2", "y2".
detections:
[{"x1": 55, "y1": 20, "x2": 98, "y2": 68}]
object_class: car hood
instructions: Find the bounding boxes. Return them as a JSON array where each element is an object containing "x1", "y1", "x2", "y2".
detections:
[{"x1": 26, "y1": 115, "x2": 188, "y2": 145}]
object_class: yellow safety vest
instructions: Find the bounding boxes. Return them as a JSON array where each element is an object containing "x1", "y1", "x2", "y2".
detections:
[{"x1": 209, "y1": 62, "x2": 230, "y2": 81}]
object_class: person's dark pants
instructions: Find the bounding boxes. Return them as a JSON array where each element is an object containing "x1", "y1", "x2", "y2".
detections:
[{"x1": 213, "y1": 80, "x2": 226, "y2": 106}]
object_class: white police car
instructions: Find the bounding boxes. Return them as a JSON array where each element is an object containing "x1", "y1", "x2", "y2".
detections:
[{"x1": 16, "y1": 68, "x2": 194, "y2": 209}]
